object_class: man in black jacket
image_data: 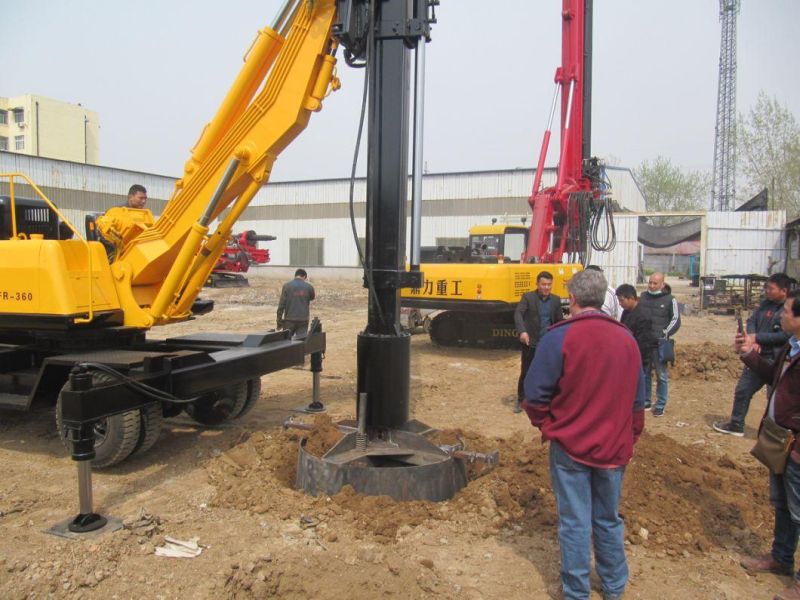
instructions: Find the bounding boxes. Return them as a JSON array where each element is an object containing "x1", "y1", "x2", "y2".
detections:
[
  {"x1": 713, "y1": 272, "x2": 792, "y2": 436},
  {"x1": 513, "y1": 271, "x2": 564, "y2": 412},
  {"x1": 616, "y1": 284, "x2": 657, "y2": 368},
  {"x1": 638, "y1": 272, "x2": 681, "y2": 416}
]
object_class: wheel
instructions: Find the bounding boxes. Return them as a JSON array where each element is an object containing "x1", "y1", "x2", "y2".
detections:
[
  {"x1": 185, "y1": 382, "x2": 248, "y2": 425},
  {"x1": 233, "y1": 378, "x2": 262, "y2": 420},
  {"x1": 237, "y1": 252, "x2": 249, "y2": 272},
  {"x1": 56, "y1": 372, "x2": 142, "y2": 469},
  {"x1": 132, "y1": 402, "x2": 164, "y2": 456}
]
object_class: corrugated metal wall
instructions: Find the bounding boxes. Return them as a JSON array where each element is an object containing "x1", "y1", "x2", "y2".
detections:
[
  {"x1": 582, "y1": 215, "x2": 640, "y2": 287},
  {"x1": 250, "y1": 166, "x2": 645, "y2": 212},
  {"x1": 705, "y1": 211, "x2": 786, "y2": 275},
  {"x1": 0, "y1": 153, "x2": 644, "y2": 268}
]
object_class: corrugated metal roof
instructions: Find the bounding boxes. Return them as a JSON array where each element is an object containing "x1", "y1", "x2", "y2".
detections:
[{"x1": 0, "y1": 151, "x2": 175, "y2": 200}]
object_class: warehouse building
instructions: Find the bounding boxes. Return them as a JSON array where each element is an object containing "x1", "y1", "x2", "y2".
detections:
[
  {"x1": 0, "y1": 152, "x2": 644, "y2": 282},
  {"x1": 1, "y1": 152, "x2": 787, "y2": 287}
]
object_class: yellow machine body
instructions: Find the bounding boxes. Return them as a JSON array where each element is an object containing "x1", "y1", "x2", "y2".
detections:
[
  {"x1": 0, "y1": 0, "x2": 340, "y2": 331},
  {"x1": 0, "y1": 239, "x2": 121, "y2": 321},
  {"x1": 403, "y1": 262, "x2": 580, "y2": 305},
  {"x1": 402, "y1": 223, "x2": 580, "y2": 304},
  {"x1": 400, "y1": 223, "x2": 581, "y2": 345}
]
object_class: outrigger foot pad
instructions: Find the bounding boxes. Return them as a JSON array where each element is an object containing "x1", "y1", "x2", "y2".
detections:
[
  {"x1": 46, "y1": 515, "x2": 122, "y2": 540},
  {"x1": 69, "y1": 512, "x2": 107, "y2": 533}
]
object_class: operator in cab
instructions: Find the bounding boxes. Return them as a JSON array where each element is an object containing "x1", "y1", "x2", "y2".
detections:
[
  {"x1": 277, "y1": 269, "x2": 316, "y2": 337},
  {"x1": 97, "y1": 184, "x2": 149, "y2": 260},
  {"x1": 123, "y1": 184, "x2": 147, "y2": 209}
]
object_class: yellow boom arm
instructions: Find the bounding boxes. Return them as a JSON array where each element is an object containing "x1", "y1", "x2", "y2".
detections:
[{"x1": 104, "y1": 0, "x2": 340, "y2": 327}]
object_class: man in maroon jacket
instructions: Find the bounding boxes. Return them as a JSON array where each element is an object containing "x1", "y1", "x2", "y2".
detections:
[
  {"x1": 523, "y1": 269, "x2": 645, "y2": 600},
  {"x1": 738, "y1": 289, "x2": 800, "y2": 600}
]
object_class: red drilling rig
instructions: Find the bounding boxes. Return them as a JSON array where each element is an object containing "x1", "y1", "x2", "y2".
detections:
[{"x1": 207, "y1": 230, "x2": 276, "y2": 287}]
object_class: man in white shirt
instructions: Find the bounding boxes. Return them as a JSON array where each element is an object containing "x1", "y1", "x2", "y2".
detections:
[{"x1": 585, "y1": 265, "x2": 622, "y2": 321}]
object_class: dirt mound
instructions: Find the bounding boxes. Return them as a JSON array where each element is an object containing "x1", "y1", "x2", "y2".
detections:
[
  {"x1": 621, "y1": 433, "x2": 770, "y2": 555},
  {"x1": 673, "y1": 343, "x2": 742, "y2": 381},
  {"x1": 302, "y1": 414, "x2": 345, "y2": 457},
  {"x1": 209, "y1": 420, "x2": 772, "y2": 565}
]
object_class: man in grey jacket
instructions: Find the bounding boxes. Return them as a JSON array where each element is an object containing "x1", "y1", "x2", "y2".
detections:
[
  {"x1": 713, "y1": 273, "x2": 792, "y2": 436},
  {"x1": 513, "y1": 271, "x2": 564, "y2": 413},
  {"x1": 277, "y1": 269, "x2": 316, "y2": 337}
]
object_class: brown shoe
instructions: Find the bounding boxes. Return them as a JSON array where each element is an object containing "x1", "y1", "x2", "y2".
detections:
[
  {"x1": 775, "y1": 581, "x2": 800, "y2": 600},
  {"x1": 740, "y1": 554, "x2": 794, "y2": 576}
]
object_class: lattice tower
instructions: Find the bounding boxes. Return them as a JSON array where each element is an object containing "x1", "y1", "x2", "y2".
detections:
[{"x1": 710, "y1": 0, "x2": 740, "y2": 211}]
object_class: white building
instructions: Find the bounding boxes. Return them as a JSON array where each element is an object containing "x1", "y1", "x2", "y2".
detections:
[
  {"x1": 0, "y1": 153, "x2": 657, "y2": 285},
  {"x1": 0, "y1": 95, "x2": 99, "y2": 164},
  {"x1": 235, "y1": 166, "x2": 645, "y2": 274},
  {"x1": 3, "y1": 152, "x2": 786, "y2": 284}
]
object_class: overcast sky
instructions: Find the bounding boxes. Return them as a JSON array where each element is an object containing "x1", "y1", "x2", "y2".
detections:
[{"x1": 2, "y1": 0, "x2": 798, "y2": 182}]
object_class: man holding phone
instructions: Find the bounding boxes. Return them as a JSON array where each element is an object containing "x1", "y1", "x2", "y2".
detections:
[{"x1": 713, "y1": 273, "x2": 793, "y2": 436}]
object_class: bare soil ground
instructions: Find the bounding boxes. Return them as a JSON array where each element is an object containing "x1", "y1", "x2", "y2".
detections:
[{"x1": 0, "y1": 276, "x2": 789, "y2": 599}]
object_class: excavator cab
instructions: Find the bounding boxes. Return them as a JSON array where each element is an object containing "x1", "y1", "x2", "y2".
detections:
[{"x1": 467, "y1": 224, "x2": 528, "y2": 264}]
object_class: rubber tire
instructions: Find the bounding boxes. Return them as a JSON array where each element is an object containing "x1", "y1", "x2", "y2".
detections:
[
  {"x1": 185, "y1": 382, "x2": 248, "y2": 425},
  {"x1": 237, "y1": 251, "x2": 249, "y2": 272},
  {"x1": 56, "y1": 373, "x2": 142, "y2": 469},
  {"x1": 133, "y1": 403, "x2": 164, "y2": 456},
  {"x1": 233, "y1": 378, "x2": 262, "y2": 420}
]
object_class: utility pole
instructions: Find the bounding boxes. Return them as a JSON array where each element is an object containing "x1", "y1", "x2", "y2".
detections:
[{"x1": 709, "y1": 0, "x2": 740, "y2": 211}]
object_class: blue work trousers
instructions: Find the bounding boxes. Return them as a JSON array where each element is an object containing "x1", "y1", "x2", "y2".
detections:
[
  {"x1": 770, "y1": 455, "x2": 800, "y2": 578},
  {"x1": 549, "y1": 441, "x2": 628, "y2": 600},
  {"x1": 644, "y1": 347, "x2": 669, "y2": 410}
]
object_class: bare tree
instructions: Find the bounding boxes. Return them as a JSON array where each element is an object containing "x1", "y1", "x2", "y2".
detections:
[
  {"x1": 634, "y1": 156, "x2": 710, "y2": 225},
  {"x1": 739, "y1": 92, "x2": 800, "y2": 216}
]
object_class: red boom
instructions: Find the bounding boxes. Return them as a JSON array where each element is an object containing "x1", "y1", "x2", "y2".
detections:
[{"x1": 525, "y1": 0, "x2": 594, "y2": 264}]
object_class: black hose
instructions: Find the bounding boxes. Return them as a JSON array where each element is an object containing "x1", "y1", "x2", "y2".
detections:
[
  {"x1": 590, "y1": 196, "x2": 616, "y2": 253},
  {"x1": 347, "y1": 0, "x2": 387, "y2": 330},
  {"x1": 79, "y1": 362, "x2": 200, "y2": 404}
]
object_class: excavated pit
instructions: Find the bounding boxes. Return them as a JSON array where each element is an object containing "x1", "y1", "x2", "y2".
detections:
[{"x1": 206, "y1": 415, "x2": 772, "y2": 554}]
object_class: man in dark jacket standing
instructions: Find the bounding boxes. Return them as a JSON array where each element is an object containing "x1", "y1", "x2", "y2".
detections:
[
  {"x1": 638, "y1": 272, "x2": 680, "y2": 416},
  {"x1": 513, "y1": 271, "x2": 564, "y2": 413},
  {"x1": 616, "y1": 284, "x2": 657, "y2": 368},
  {"x1": 737, "y1": 289, "x2": 800, "y2": 600},
  {"x1": 714, "y1": 273, "x2": 792, "y2": 436},
  {"x1": 277, "y1": 269, "x2": 316, "y2": 337},
  {"x1": 523, "y1": 269, "x2": 645, "y2": 600}
]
